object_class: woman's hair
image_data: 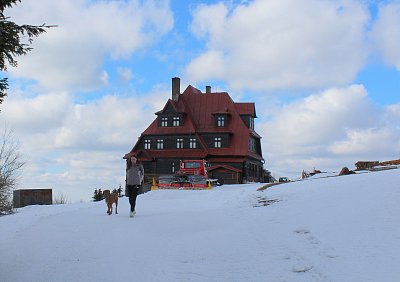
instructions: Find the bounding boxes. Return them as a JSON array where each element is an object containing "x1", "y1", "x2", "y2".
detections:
[{"x1": 126, "y1": 156, "x2": 139, "y2": 169}]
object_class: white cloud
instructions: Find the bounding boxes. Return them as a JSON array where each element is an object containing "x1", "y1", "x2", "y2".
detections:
[
  {"x1": 117, "y1": 67, "x2": 134, "y2": 83},
  {"x1": 371, "y1": 2, "x2": 400, "y2": 70},
  {"x1": 6, "y1": 0, "x2": 173, "y2": 92},
  {"x1": 186, "y1": 0, "x2": 370, "y2": 90},
  {"x1": 0, "y1": 87, "x2": 170, "y2": 202},
  {"x1": 329, "y1": 127, "x2": 400, "y2": 156},
  {"x1": 2, "y1": 91, "x2": 72, "y2": 133},
  {"x1": 258, "y1": 85, "x2": 400, "y2": 177}
]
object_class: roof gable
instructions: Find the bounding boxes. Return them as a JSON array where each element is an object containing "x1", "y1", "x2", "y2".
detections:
[
  {"x1": 235, "y1": 103, "x2": 257, "y2": 118},
  {"x1": 127, "y1": 84, "x2": 262, "y2": 160},
  {"x1": 155, "y1": 99, "x2": 182, "y2": 115}
]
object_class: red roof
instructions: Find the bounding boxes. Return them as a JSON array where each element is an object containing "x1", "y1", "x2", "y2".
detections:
[
  {"x1": 127, "y1": 85, "x2": 263, "y2": 161},
  {"x1": 208, "y1": 164, "x2": 242, "y2": 173}
]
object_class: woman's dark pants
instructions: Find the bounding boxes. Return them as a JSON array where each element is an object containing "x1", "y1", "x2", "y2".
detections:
[{"x1": 127, "y1": 185, "x2": 140, "y2": 212}]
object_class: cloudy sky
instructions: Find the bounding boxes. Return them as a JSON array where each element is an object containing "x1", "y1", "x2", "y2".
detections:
[{"x1": 1, "y1": 0, "x2": 399, "y2": 202}]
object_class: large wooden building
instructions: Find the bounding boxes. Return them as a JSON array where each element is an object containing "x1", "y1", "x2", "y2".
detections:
[{"x1": 124, "y1": 77, "x2": 270, "y2": 185}]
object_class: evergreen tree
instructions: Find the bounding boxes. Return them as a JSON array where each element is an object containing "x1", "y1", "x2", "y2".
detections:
[
  {"x1": 92, "y1": 189, "x2": 98, "y2": 202},
  {"x1": 0, "y1": 0, "x2": 53, "y2": 104},
  {"x1": 92, "y1": 189, "x2": 103, "y2": 202},
  {"x1": 117, "y1": 184, "x2": 123, "y2": 197}
]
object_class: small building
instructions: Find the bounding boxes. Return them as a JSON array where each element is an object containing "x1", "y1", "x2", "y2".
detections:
[
  {"x1": 125, "y1": 77, "x2": 271, "y2": 185},
  {"x1": 13, "y1": 189, "x2": 52, "y2": 208},
  {"x1": 355, "y1": 161, "x2": 380, "y2": 170}
]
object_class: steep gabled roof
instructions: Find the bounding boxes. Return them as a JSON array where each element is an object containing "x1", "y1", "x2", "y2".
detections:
[
  {"x1": 127, "y1": 85, "x2": 262, "y2": 160},
  {"x1": 235, "y1": 103, "x2": 257, "y2": 118},
  {"x1": 155, "y1": 99, "x2": 184, "y2": 115}
]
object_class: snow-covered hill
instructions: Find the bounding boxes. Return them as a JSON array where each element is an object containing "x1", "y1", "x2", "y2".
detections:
[{"x1": 1, "y1": 169, "x2": 399, "y2": 282}]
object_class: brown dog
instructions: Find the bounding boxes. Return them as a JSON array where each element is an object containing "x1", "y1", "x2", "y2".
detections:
[{"x1": 103, "y1": 190, "x2": 118, "y2": 215}]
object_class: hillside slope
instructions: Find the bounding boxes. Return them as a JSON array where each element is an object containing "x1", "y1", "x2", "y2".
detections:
[{"x1": 0, "y1": 169, "x2": 399, "y2": 282}]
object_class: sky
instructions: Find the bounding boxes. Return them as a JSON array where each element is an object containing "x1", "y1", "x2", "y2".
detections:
[
  {"x1": 0, "y1": 0, "x2": 400, "y2": 202},
  {"x1": 1, "y1": 169, "x2": 400, "y2": 281}
]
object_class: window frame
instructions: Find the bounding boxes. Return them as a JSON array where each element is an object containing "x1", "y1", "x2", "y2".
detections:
[
  {"x1": 172, "y1": 116, "x2": 180, "y2": 127},
  {"x1": 217, "y1": 116, "x2": 225, "y2": 127},
  {"x1": 156, "y1": 139, "x2": 164, "y2": 149},
  {"x1": 214, "y1": 137, "x2": 222, "y2": 148},
  {"x1": 161, "y1": 117, "x2": 168, "y2": 127},
  {"x1": 189, "y1": 138, "x2": 197, "y2": 149},
  {"x1": 176, "y1": 138, "x2": 184, "y2": 149},
  {"x1": 144, "y1": 139, "x2": 151, "y2": 150}
]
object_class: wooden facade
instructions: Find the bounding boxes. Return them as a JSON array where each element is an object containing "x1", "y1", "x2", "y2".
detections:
[{"x1": 125, "y1": 77, "x2": 271, "y2": 185}]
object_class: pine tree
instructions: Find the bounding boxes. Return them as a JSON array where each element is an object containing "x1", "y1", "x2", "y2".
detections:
[
  {"x1": 92, "y1": 189, "x2": 104, "y2": 202},
  {"x1": 0, "y1": 0, "x2": 53, "y2": 104},
  {"x1": 117, "y1": 184, "x2": 123, "y2": 197},
  {"x1": 92, "y1": 189, "x2": 99, "y2": 202}
]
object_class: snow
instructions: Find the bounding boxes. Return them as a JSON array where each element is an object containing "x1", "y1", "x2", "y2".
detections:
[{"x1": 1, "y1": 169, "x2": 400, "y2": 282}]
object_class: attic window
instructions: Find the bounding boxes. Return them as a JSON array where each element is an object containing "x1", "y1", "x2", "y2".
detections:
[
  {"x1": 217, "y1": 116, "x2": 225, "y2": 127},
  {"x1": 173, "y1": 116, "x2": 180, "y2": 127},
  {"x1": 161, "y1": 117, "x2": 168, "y2": 127}
]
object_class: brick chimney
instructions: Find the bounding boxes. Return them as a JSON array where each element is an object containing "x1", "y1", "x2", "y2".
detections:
[
  {"x1": 206, "y1": 85, "x2": 211, "y2": 94},
  {"x1": 172, "y1": 77, "x2": 180, "y2": 101}
]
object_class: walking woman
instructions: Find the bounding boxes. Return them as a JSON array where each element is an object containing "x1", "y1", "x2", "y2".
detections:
[{"x1": 126, "y1": 156, "x2": 144, "y2": 218}]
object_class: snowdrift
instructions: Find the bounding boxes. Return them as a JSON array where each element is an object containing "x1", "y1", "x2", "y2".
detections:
[{"x1": 1, "y1": 169, "x2": 399, "y2": 281}]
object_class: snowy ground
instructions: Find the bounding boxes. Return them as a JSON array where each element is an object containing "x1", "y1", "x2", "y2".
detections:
[{"x1": 1, "y1": 169, "x2": 400, "y2": 282}]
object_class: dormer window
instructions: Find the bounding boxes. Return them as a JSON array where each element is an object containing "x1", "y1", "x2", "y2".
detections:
[
  {"x1": 173, "y1": 116, "x2": 180, "y2": 127},
  {"x1": 217, "y1": 116, "x2": 225, "y2": 127},
  {"x1": 161, "y1": 117, "x2": 168, "y2": 127},
  {"x1": 214, "y1": 113, "x2": 229, "y2": 127}
]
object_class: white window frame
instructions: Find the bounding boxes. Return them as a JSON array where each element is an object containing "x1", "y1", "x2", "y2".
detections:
[
  {"x1": 144, "y1": 139, "x2": 151, "y2": 150},
  {"x1": 249, "y1": 138, "x2": 256, "y2": 152},
  {"x1": 250, "y1": 117, "x2": 254, "y2": 130},
  {"x1": 217, "y1": 116, "x2": 225, "y2": 127},
  {"x1": 173, "y1": 116, "x2": 180, "y2": 127},
  {"x1": 161, "y1": 117, "x2": 168, "y2": 127},
  {"x1": 176, "y1": 138, "x2": 184, "y2": 149},
  {"x1": 157, "y1": 139, "x2": 164, "y2": 149},
  {"x1": 214, "y1": 137, "x2": 222, "y2": 148},
  {"x1": 189, "y1": 138, "x2": 197, "y2": 149}
]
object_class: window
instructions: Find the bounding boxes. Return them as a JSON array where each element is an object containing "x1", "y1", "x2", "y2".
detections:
[
  {"x1": 248, "y1": 138, "x2": 256, "y2": 152},
  {"x1": 250, "y1": 117, "x2": 254, "y2": 130},
  {"x1": 157, "y1": 139, "x2": 164, "y2": 149},
  {"x1": 173, "y1": 116, "x2": 180, "y2": 127},
  {"x1": 161, "y1": 117, "x2": 168, "y2": 127},
  {"x1": 183, "y1": 162, "x2": 201, "y2": 168},
  {"x1": 176, "y1": 138, "x2": 183, "y2": 149},
  {"x1": 144, "y1": 139, "x2": 151, "y2": 150},
  {"x1": 171, "y1": 162, "x2": 176, "y2": 173},
  {"x1": 217, "y1": 116, "x2": 225, "y2": 127},
  {"x1": 214, "y1": 137, "x2": 222, "y2": 148},
  {"x1": 189, "y1": 138, "x2": 197, "y2": 149}
]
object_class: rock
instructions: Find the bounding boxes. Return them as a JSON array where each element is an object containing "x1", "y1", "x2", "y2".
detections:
[{"x1": 338, "y1": 167, "x2": 355, "y2": 176}]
